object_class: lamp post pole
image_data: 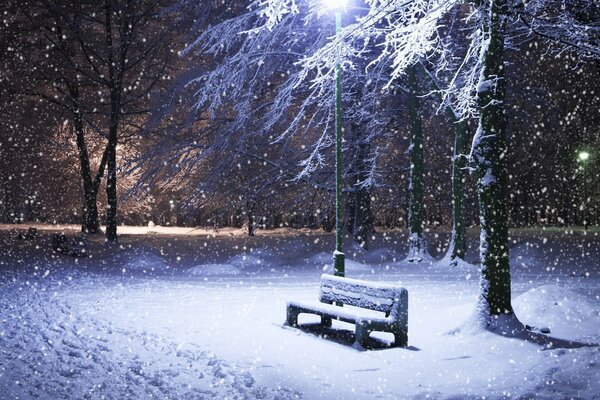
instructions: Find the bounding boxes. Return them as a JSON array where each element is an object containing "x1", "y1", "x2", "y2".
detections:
[
  {"x1": 579, "y1": 151, "x2": 590, "y2": 231},
  {"x1": 583, "y1": 160, "x2": 588, "y2": 231},
  {"x1": 333, "y1": 10, "x2": 345, "y2": 277}
]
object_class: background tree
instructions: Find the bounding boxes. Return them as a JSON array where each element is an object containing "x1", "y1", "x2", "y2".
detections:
[
  {"x1": 16, "y1": 1, "x2": 109, "y2": 233},
  {"x1": 405, "y1": 65, "x2": 429, "y2": 262}
]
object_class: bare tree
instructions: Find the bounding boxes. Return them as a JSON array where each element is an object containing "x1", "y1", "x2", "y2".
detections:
[{"x1": 25, "y1": 0, "x2": 175, "y2": 241}]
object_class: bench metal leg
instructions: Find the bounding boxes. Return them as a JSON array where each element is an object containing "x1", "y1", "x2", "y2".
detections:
[
  {"x1": 393, "y1": 329, "x2": 408, "y2": 347},
  {"x1": 355, "y1": 321, "x2": 370, "y2": 348},
  {"x1": 285, "y1": 306, "x2": 300, "y2": 327},
  {"x1": 321, "y1": 316, "x2": 332, "y2": 327}
]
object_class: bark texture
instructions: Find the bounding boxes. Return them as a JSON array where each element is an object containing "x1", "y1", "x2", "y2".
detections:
[
  {"x1": 406, "y1": 66, "x2": 427, "y2": 262},
  {"x1": 448, "y1": 119, "x2": 468, "y2": 265},
  {"x1": 473, "y1": 0, "x2": 513, "y2": 319}
]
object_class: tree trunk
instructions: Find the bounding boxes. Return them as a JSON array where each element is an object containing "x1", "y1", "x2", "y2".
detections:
[
  {"x1": 447, "y1": 119, "x2": 468, "y2": 265},
  {"x1": 353, "y1": 187, "x2": 373, "y2": 250},
  {"x1": 105, "y1": 121, "x2": 118, "y2": 242},
  {"x1": 104, "y1": 0, "x2": 120, "y2": 243},
  {"x1": 348, "y1": 123, "x2": 374, "y2": 250},
  {"x1": 346, "y1": 191, "x2": 356, "y2": 235},
  {"x1": 247, "y1": 202, "x2": 255, "y2": 236},
  {"x1": 72, "y1": 99, "x2": 101, "y2": 234},
  {"x1": 321, "y1": 208, "x2": 335, "y2": 232},
  {"x1": 472, "y1": 0, "x2": 515, "y2": 323},
  {"x1": 406, "y1": 65, "x2": 427, "y2": 262}
]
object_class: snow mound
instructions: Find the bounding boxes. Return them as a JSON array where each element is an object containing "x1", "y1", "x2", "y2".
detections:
[
  {"x1": 307, "y1": 251, "x2": 332, "y2": 265},
  {"x1": 451, "y1": 285, "x2": 600, "y2": 342},
  {"x1": 363, "y1": 247, "x2": 402, "y2": 264},
  {"x1": 514, "y1": 285, "x2": 600, "y2": 339},
  {"x1": 321, "y1": 258, "x2": 374, "y2": 274},
  {"x1": 119, "y1": 247, "x2": 168, "y2": 273},
  {"x1": 404, "y1": 254, "x2": 436, "y2": 265},
  {"x1": 450, "y1": 311, "x2": 527, "y2": 338},
  {"x1": 433, "y1": 254, "x2": 477, "y2": 270},
  {"x1": 187, "y1": 263, "x2": 241, "y2": 276},
  {"x1": 186, "y1": 253, "x2": 268, "y2": 276},
  {"x1": 228, "y1": 253, "x2": 265, "y2": 269},
  {"x1": 532, "y1": 347, "x2": 600, "y2": 400}
]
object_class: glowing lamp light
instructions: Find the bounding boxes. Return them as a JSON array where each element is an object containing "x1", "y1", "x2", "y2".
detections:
[
  {"x1": 579, "y1": 151, "x2": 590, "y2": 162},
  {"x1": 323, "y1": 0, "x2": 348, "y2": 10}
]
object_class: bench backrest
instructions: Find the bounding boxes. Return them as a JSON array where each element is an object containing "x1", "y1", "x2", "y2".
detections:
[{"x1": 319, "y1": 274, "x2": 407, "y2": 317}]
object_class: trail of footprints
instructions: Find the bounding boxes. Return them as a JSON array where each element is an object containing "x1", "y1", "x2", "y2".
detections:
[{"x1": 0, "y1": 280, "x2": 301, "y2": 399}]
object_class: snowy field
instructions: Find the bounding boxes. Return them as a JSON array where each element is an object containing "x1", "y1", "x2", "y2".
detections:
[{"x1": 0, "y1": 225, "x2": 599, "y2": 399}]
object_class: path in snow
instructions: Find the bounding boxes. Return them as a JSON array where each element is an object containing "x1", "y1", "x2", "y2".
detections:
[{"x1": 0, "y1": 275, "x2": 299, "y2": 399}]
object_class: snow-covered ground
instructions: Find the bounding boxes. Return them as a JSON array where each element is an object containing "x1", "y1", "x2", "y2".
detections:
[{"x1": 1, "y1": 225, "x2": 599, "y2": 399}]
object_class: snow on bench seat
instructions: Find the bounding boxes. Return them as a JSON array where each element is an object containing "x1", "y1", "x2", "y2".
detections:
[{"x1": 285, "y1": 274, "x2": 408, "y2": 349}]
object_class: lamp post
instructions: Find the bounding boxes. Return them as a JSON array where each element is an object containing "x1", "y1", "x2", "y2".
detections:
[
  {"x1": 324, "y1": 0, "x2": 347, "y2": 277},
  {"x1": 579, "y1": 151, "x2": 590, "y2": 231},
  {"x1": 169, "y1": 199, "x2": 177, "y2": 226}
]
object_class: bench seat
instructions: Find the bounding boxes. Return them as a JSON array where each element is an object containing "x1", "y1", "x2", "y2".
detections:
[{"x1": 287, "y1": 300, "x2": 393, "y2": 325}]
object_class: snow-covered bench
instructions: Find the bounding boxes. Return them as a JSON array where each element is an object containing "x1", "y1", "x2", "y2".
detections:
[
  {"x1": 285, "y1": 274, "x2": 408, "y2": 349},
  {"x1": 52, "y1": 233, "x2": 86, "y2": 257}
]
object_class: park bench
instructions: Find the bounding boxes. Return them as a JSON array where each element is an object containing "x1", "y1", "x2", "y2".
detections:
[
  {"x1": 15, "y1": 227, "x2": 38, "y2": 240},
  {"x1": 285, "y1": 274, "x2": 408, "y2": 349},
  {"x1": 52, "y1": 233, "x2": 86, "y2": 257}
]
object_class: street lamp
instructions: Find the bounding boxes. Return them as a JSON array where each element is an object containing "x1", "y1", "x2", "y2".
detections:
[
  {"x1": 578, "y1": 151, "x2": 590, "y2": 230},
  {"x1": 323, "y1": 0, "x2": 347, "y2": 277},
  {"x1": 323, "y1": 0, "x2": 348, "y2": 9}
]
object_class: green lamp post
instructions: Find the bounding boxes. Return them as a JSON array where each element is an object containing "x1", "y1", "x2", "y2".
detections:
[
  {"x1": 579, "y1": 151, "x2": 590, "y2": 230},
  {"x1": 324, "y1": 0, "x2": 347, "y2": 277}
]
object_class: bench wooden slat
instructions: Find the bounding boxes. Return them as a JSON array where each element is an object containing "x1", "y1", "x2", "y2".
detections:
[
  {"x1": 319, "y1": 274, "x2": 405, "y2": 315},
  {"x1": 287, "y1": 300, "x2": 389, "y2": 325}
]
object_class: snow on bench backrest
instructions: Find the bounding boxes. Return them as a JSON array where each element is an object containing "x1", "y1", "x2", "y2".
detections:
[{"x1": 319, "y1": 274, "x2": 407, "y2": 316}]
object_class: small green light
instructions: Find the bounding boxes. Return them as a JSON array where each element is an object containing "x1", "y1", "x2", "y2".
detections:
[{"x1": 579, "y1": 151, "x2": 590, "y2": 161}]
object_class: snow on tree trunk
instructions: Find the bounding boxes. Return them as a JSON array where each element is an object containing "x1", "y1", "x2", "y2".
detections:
[
  {"x1": 447, "y1": 118, "x2": 468, "y2": 265},
  {"x1": 104, "y1": 1, "x2": 120, "y2": 244},
  {"x1": 348, "y1": 123, "x2": 374, "y2": 250},
  {"x1": 73, "y1": 103, "x2": 101, "y2": 235},
  {"x1": 472, "y1": 0, "x2": 516, "y2": 325},
  {"x1": 105, "y1": 126, "x2": 118, "y2": 243},
  {"x1": 353, "y1": 188, "x2": 373, "y2": 250},
  {"x1": 406, "y1": 65, "x2": 428, "y2": 262}
]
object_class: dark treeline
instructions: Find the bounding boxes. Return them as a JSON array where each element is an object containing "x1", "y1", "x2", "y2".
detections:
[{"x1": 1, "y1": 0, "x2": 598, "y2": 236}]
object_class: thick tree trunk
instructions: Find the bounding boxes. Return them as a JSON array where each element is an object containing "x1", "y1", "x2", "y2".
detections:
[
  {"x1": 104, "y1": 0, "x2": 120, "y2": 243},
  {"x1": 247, "y1": 202, "x2": 255, "y2": 236},
  {"x1": 353, "y1": 187, "x2": 373, "y2": 250},
  {"x1": 322, "y1": 208, "x2": 335, "y2": 232},
  {"x1": 346, "y1": 191, "x2": 356, "y2": 235},
  {"x1": 472, "y1": 0, "x2": 515, "y2": 323},
  {"x1": 348, "y1": 124, "x2": 374, "y2": 250},
  {"x1": 58, "y1": 24, "x2": 103, "y2": 235},
  {"x1": 418, "y1": 62, "x2": 469, "y2": 264},
  {"x1": 448, "y1": 119, "x2": 468, "y2": 265},
  {"x1": 248, "y1": 215, "x2": 255, "y2": 236},
  {"x1": 72, "y1": 105, "x2": 101, "y2": 234},
  {"x1": 105, "y1": 121, "x2": 118, "y2": 242},
  {"x1": 406, "y1": 66, "x2": 427, "y2": 262}
]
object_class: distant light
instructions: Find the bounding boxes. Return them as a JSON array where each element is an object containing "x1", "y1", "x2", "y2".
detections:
[
  {"x1": 579, "y1": 151, "x2": 590, "y2": 161},
  {"x1": 323, "y1": 0, "x2": 348, "y2": 10},
  {"x1": 169, "y1": 200, "x2": 175, "y2": 205}
]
